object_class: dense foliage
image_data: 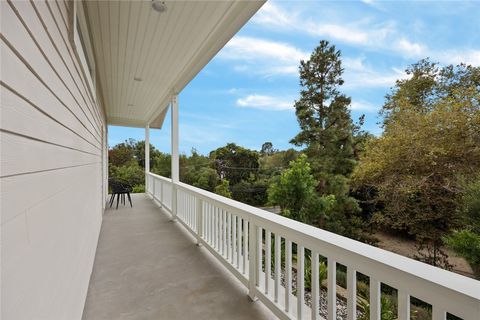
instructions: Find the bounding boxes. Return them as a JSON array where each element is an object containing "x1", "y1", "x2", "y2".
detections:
[
  {"x1": 353, "y1": 60, "x2": 480, "y2": 266},
  {"x1": 444, "y1": 176, "x2": 480, "y2": 276},
  {"x1": 108, "y1": 139, "x2": 299, "y2": 205}
]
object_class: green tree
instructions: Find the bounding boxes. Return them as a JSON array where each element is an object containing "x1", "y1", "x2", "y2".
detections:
[
  {"x1": 268, "y1": 155, "x2": 316, "y2": 221},
  {"x1": 210, "y1": 143, "x2": 259, "y2": 185},
  {"x1": 181, "y1": 149, "x2": 219, "y2": 191},
  {"x1": 268, "y1": 155, "x2": 336, "y2": 225},
  {"x1": 290, "y1": 40, "x2": 363, "y2": 237},
  {"x1": 133, "y1": 140, "x2": 158, "y2": 169},
  {"x1": 215, "y1": 179, "x2": 232, "y2": 198},
  {"x1": 109, "y1": 139, "x2": 136, "y2": 167},
  {"x1": 151, "y1": 152, "x2": 171, "y2": 178},
  {"x1": 260, "y1": 142, "x2": 276, "y2": 155},
  {"x1": 290, "y1": 40, "x2": 357, "y2": 179},
  {"x1": 353, "y1": 61, "x2": 480, "y2": 267},
  {"x1": 108, "y1": 139, "x2": 146, "y2": 192}
]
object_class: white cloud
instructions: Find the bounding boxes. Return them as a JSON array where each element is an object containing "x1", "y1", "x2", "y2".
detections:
[
  {"x1": 223, "y1": 36, "x2": 308, "y2": 63},
  {"x1": 306, "y1": 23, "x2": 369, "y2": 45},
  {"x1": 253, "y1": 2, "x2": 436, "y2": 60},
  {"x1": 343, "y1": 57, "x2": 407, "y2": 88},
  {"x1": 396, "y1": 38, "x2": 426, "y2": 57},
  {"x1": 350, "y1": 100, "x2": 380, "y2": 113},
  {"x1": 236, "y1": 94, "x2": 294, "y2": 111},
  {"x1": 253, "y1": 2, "x2": 394, "y2": 48},
  {"x1": 253, "y1": 2, "x2": 296, "y2": 29},
  {"x1": 435, "y1": 50, "x2": 480, "y2": 66},
  {"x1": 252, "y1": 2, "x2": 480, "y2": 68},
  {"x1": 221, "y1": 36, "x2": 308, "y2": 76}
]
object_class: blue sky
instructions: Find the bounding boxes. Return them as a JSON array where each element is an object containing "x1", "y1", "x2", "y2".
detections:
[{"x1": 108, "y1": 0, "x2": 480, "y2": 155}]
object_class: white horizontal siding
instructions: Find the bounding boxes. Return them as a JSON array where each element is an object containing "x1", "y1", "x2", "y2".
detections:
[{"x1": 1, "y1": 1, "x2": 106, "y2": 320}]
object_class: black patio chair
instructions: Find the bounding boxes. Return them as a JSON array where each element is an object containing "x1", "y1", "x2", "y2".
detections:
[{"x1": 108, "y1": 178, "x2": 133, "y2": 209}]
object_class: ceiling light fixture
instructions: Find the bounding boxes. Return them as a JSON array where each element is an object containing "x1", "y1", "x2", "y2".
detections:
[
  {"x1": 152, "y1": 1, "x2": 167, "y2": 13},
  {"x1": 134, "y1": 77, "x2": 142, "y2": 82}
]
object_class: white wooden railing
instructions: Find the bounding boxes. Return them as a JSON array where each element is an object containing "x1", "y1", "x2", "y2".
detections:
[{"x1": 146, "y1": 172, "x2": 480, "y2": 320}]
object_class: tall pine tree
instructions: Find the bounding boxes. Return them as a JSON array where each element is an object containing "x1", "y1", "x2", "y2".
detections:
[{"x1": 291, "y1": 40, "x2": 363, "y2": 238}]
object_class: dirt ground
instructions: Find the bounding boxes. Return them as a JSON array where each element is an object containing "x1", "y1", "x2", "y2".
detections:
[{"x1": 374, "y1": 231, "x2": 475, "y2": 279}]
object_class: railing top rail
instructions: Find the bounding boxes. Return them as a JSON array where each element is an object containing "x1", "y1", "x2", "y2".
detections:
[
  {"x1": 147, "y1": 172, "x2": 172, "y2": 183},
  {"x1": 150, "y1": 174, "x2": 480, "y2": 304}
]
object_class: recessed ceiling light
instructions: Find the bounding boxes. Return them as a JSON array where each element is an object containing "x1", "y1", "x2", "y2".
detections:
[
  {"x1": 152, "y1": 0, "x2": 166, "y2": 13},
  {"x1": 134, "y1": 77, "x2": 142, "y2": 82}
]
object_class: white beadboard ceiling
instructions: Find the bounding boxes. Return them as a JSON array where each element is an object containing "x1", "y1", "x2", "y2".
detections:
[{"x1": 85, "y1": 0, "x2": 265, "y2": 128}]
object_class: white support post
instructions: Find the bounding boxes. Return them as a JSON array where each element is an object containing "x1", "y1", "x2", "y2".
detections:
[
  {"x1": 171, "y1": 95, "x2": 179, "y2": 220},
  {"x1": 145, "y1": 125, "x2": 150, "y2": 194}
]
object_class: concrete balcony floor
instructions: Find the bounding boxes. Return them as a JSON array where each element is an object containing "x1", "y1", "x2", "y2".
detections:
[{"x1": 82, "y1": 194, "x2": 275, "y2": 320}]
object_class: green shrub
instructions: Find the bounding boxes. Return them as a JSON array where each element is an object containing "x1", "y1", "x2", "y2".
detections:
[
  {"x1": 304, "y1": 255, "x2": 328, "y2": 290},
  {"x1": 444, "y1": 176, "x2": 480, "y2": 277},
  {"x1": 358, "y1": 295, "x2": 395, "y2": 320},
  {"x1": 215, "y1": 179, "x2": 232, "y2": 199}
]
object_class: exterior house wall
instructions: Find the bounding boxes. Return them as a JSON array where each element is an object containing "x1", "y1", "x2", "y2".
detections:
[{"x1": 1, "y1": 1, "x2": 105, "y2": 319}]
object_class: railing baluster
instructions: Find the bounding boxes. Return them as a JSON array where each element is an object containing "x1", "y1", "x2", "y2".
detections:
[
  {"x1": 209, "y1": 204, "x2": 212, "y2": 245},
  {"x1": 232, "y1": 215, "x2": 237, "y2": 265},
  {"x1": 432, "y1": 306, "x2": 446, "y2": 320},
  {"x1": 196, "y1": 197, "x2": 202, "y2": 245},
  {"x1": 189, "y1": 195, "x2": 192, "y2": 228},
  {"x1": 347, "y1": 267, "x2": 356, "y2": 320},
  {"x1": 227, "y1": 212, "x2": 231, "y2": 261},
  {"x1": 370, "y1": 277, "x2": 381, "y2": 320},
  {"x1": 312, "y1": 250, "x2": 320, "y2": 320},
  {"x1": 297, "y1": 245, "x2": 305, "y2": 320},
  {"x1": 247, "y1": 221, "x2": 258, "y2": 301},
  {"x1": 243, "y1": 220, "x2": 248, "y2": 274},
  {"x1": 256, "y1": 226, "x2": 262, "y2": 288},
  {"x1": 160, "y1": 180, "x2": 163, "y2": 205},
  {"x1": 152, "y1": 176, "x2": 156, "y2": 199},
  {"x1": 190, "y1": 195, "x2": 193, "y2": 228},
  {"x1": 285, "y1": 239, "x2": 292, "y2": 314},
  {"x1": 208, "y1": 203, "x2": 215, "y2": 244},
  {"x1": 204, "y1": 202, "x2": 208, "y2": 243},
  {"x1": 274, "y1": 233, "x2": 281, "y2": 303},
  {"x1": 219, "y1": 209, "x2": 223, "y2": 255},
  {"x1": 209, "y1": 203, "x2": 212, "y2": 245},
  {"x1": 217, "y1": 207, "x2": 221, "y2": 252},
  {"x1": 327, "y1": 258, "x2": 336, "y2": 320},
  {"x1": 215, "y1": 207, "x2": 219, "y2": 251},
  {"x1": 265, "y1": 230, "x2": 271, "y2": 295},
  {"x1": 397, "y1": 290, "x2": 410, "y2": 320},
  {"x1": 237, "y1": 216, "x2": 241, "y2": 269},
  {"x1": 222, "y1": 210, "x2": 227, "y2": 256},
  {"x1": 172, "y1": 184, "x2": 177, "y2": 220}
]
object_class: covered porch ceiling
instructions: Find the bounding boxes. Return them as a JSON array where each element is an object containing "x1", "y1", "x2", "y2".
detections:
[{"x1": 85, "y1": 0, "x2": 265, "y2": 129}]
